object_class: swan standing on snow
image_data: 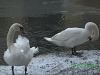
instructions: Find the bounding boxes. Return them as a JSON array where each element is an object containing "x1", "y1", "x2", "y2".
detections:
[
  {"x1": 44, "y1": 22, "x2": 99, "y2": 55},
  {"x1": 4, "y1": 23, "x2": 38, "y2": 75}
]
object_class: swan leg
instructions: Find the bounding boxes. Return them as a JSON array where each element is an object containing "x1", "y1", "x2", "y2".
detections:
[
  {"x1": 12, "y1": 66, "x2": 14, "y2": 75},
  {"x1": 72, "y1": 47, "x2": 77, "y2": 55},
  {"x1": 72, "y1": 48, "x2": 75, "y2": 55},
  {"x1": 73, "y1": 47, "x2": 77, "y2": 54},
  {"x1": 25, "y1": 66, "x2": 27, "y2": 75}
]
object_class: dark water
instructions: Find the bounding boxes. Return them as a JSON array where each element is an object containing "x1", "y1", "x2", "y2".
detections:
[{"x1": 0, "y1": 0, "x2": 100, "y2": 65}]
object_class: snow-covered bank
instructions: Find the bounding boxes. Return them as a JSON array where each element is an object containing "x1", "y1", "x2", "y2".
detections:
[{"x1": 0, "y1": 50, "x2": 100, "y2": 75}]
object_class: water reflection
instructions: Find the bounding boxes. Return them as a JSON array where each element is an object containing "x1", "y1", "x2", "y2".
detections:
[{"x1": 71, "y1": 0, "x2": 100, "y2": 8}]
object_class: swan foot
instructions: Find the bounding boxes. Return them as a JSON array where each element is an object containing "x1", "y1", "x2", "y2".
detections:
[
  {"x1": 25, "y1": 73, "x2": 28, "y2": 75},
  {"x1": 73, "y1": 51, "x2": 83, "y2": 57},
  {"x1": 75, "y1": 51, "x2": 83, "y2": 54},
  {"x1": 72, "y1": 47, "x2": 83, "y2": 56}
]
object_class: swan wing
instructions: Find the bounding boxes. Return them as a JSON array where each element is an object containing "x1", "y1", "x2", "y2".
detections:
[
  {"x1": 52, "y1": 28, "x2": 84, "y2": 41},
  {"x1": 14, "y1": 35, "x2": 30, "y2": 54}
]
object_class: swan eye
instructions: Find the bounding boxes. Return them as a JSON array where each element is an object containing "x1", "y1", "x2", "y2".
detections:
[
  {"x1": 19, "y1": 26, "x2": 26, "y2": 34},
  {"x1": 20, "y1": 27, "x2": 24, "y2": 31}
]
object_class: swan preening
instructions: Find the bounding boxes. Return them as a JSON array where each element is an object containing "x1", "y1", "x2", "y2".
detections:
[
  {"x1": 44, "y1": 22, "x2": 99, "y2": 55},
  {"x1": 4, "y1": 23, "x2": 38, "y2": 75},
  {"x1": 3, "y1": 22, "x2": 100, "y2": 74}
]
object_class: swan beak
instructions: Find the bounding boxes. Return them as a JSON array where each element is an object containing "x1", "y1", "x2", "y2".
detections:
[
  {"x1": 20, "y1": 27, "x2": 26, "y2": 34},
  {"x1": 88, "y1": 36, "x2": 92, "y2": 41}
]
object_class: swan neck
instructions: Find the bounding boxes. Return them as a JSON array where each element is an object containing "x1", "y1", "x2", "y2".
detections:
[
  {"x1": 92, "y1": 26, "x2": 99, "y2": 41},
  {"x1": 7, "y1": 28, "x2": 15, "y2": 49}
]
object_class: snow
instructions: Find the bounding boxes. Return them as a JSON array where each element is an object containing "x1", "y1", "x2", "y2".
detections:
[{"x1": 0, "y1": 50, "x2": 100, "y2": 75}]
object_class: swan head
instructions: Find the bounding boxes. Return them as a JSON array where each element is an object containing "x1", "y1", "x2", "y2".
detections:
[
  {"x1": 85, "y1": 22, "x2": 99, "y2": 41},
  {"x1": 10, "y1": 23, "x2": 25, "y2": 33},
  {"x1": 85, "y1": 22, "x2": 97, "y2": 31}
]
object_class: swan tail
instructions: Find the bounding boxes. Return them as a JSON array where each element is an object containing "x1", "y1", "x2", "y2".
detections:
[
  {"x1": 30, "y1": 47, "x2": 39, "y2": 54},
  {"x1": 44, "y1": 37, "x2": 53, "y2": 42}
]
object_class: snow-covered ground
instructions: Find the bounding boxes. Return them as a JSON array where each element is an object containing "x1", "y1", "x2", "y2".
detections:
[{"x1": 0, "y1": 50, "x2": 100, "y2": 75}]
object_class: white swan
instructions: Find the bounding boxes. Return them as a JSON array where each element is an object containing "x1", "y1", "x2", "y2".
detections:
[
  {"x1": 4, "y1": 23, "x2": 38, "y2": 75},
  {"x1": 44, "y1": 22, "x2": 99, "y2": 55}
]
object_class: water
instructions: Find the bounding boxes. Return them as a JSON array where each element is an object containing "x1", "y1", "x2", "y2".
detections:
[{"x1": 0, "y1": 0, "x2": 100, "y2": 65}]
